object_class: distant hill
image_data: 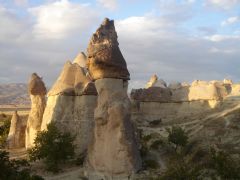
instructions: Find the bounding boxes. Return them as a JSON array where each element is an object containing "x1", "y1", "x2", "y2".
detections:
[{"x1": 0, "y1": 83, "x2": 30, "y2": 105}]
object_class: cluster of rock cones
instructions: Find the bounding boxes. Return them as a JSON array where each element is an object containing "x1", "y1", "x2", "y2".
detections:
[{"x1": 7, "y1": 18, "x2": 142, "y2": 180}]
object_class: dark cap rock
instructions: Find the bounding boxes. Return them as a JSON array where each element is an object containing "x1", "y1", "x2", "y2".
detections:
[
  {"x1": 87, "y1": 18, "x2": 130, "y2": 80},
  {"x1": 28, "y1": 73, "x2": 47, "y2": 96}
]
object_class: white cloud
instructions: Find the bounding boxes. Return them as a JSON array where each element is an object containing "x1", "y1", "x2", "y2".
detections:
[
  {"x1": 14, "y1": 0, "x2": 28, "y2": 6},
  {"x1": 205, "y1": 0, "x2": 240, "y2": 10},
  {"x1": 205, "y1": 34, "x2": 240, "y2": 41},
  {"x1": 221, "y1": 16, "x2": 240, "y2": 26},
  {"x1": 97, "y1": 0, "x2": 117, "y2": 11},
  {"x1": 116, "y1": 15, "x2": 240, "y2": 88},
  {"x1": 0, "y1": 5, "x2": 26, "y2": 42},
  {"x1": 209, "y1": 47, "x2": 237, "y2": 54},
  {"x1": 0, "y1": 2, "x2": 100, "y2": 85},
  {"x1": 29, "y1": 0, "x2": 99, "y2": 39},
  {"x1": 0, "y1": 1, "x2": 240, "y2": 89}
]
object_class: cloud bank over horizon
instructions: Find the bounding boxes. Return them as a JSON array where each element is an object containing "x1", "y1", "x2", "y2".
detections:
[{"x1": 0, "y1": 0, "x2": 240, "y2": 89}]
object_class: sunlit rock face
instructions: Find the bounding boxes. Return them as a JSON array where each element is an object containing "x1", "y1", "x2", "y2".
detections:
[
  {"x1": 87, "y1": 18, "x2": 130, "y2": 81},
  {"x1": 73, "y1": 52, "x2": 87, "y2": 68},
  {"x1": 87, "y1": 18, "x2": 141, "y2": 179},
  {"x1": 41, "y1": 59, "x2": 97, "y2": 154},
  {"x1": 131, "y1": 77, "x2": 240, "y2": 127},
  {"x1": 7, "y1": 111, "x2": 26, "y2": 149},
  {"x1": 25, "y1": 73, "x2": 47, "y2": 149},
  {"x1": 145, "y1": 74, "x2": 167, "y2": 89},
  {"x1": 132, "y1": 77, "x2": 232, "y2": 103}
]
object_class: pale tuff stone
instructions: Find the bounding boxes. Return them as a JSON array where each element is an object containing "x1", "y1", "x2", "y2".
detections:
[
  {"x1": 87, "y1": 18, "x2": 130, "y2": 80},
  {"x1": 48, "y1": 61, "x2": 97, "y2": 96},
  {"x1": 41, "y1": 95, "x2": 97, "y2": 154},
  {"x1": 7, "y1": 111, "x2": 26, "y2": 149},
  {"x1": 188, "y1": 80, "x2": 228, "y2": 101},
  {"x1": 73, "y1": 52, "x2": 87, "y2": 68},
  {"x1": 25, "y1": 73, "x2": 46, "y2": 149},
  {"x1": 168, "y1": 82, "x2": 182, "y2": 89},
  {"x1": 41, "y1": 59, "x2": 97, "y2": 154},
  {"x1": 132, "y1": 78, "x2": 232, "y2": 103},
  {"x1": 87, "y1": 79, "x2": 142, "y2": 179},
  {"x1": 145, "y1": 74, "x2": 167, "y2": 89}
]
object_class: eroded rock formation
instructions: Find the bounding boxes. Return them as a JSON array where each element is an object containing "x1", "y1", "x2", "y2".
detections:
[
  {"x1": 7, "y1": 111, "x2": 26, "y2": 149},
  {"x1": 131, "y1": 76, "x2": 240, "y2": 128},
  {"x1": 145, "y1": 74, "x2": 167, "y2": 88},
  {"x1": 87, "y1": 18, "x2": 130, "y2": 81},
  {"x1": 25, "y1": 73, "x2": 47, "y2": 149},
  {"x1": 87, "y1": 18, "x2": 141, "y2": 179},
  {"x1": 41, "y1": 59, "x2": 97, "y2": 154},
  {"x1": 132, "y1": 76, "x2": 234, "y2": 103}
]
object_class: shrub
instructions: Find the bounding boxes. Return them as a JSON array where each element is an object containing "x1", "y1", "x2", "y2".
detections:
[
  {"x1": 29, "y1": 122, "x2": 75, "y2": 172},
  {"x1": 166, "y1": 126, "x2": 188, "y2": 151},
  {"x1": 0, "y1": 117, "x2": 11, "y2": 147},
  {"x1": 0, "y1": 150, "x2": 43, "y2": 180},
  {"x1": 142, "y1": 134, "x2": 153, "y2": 142},
  {"x1": 209, "y1": 148, "x2": 240, "y2": 179},
  {"x1": 150, "y1": 140, "x2": 163, "y2": 150},
  {"x1": 160, "y1": 156, "x2": 201, "y2": 180},
  {"x1": 149, "y1": 119, "x2": 162, "y2": 126},
  {"x1": 140, "y1": 145, "x2": 149, "y2": 158},
  {"x1": 144, "y1": 159, "x2": 159, "y2": 170}
]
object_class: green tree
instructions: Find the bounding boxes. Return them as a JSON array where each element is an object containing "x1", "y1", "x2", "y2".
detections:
[
  {"x1": 29, "y1": 122, "x2": 75, "y2": 172},
  {"x1": 0, "y1": 150, "x2": 43, "y2": 180},
  {"x1": 166, "y1": 126, "x2": 188, "y2": 152}
]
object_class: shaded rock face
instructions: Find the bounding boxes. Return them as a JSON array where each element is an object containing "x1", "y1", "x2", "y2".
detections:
[
  {"x1": 25, "y1": 73, "x2": 47, "y2": 149},
  {"x1": 87, "y1": 18, "x2": 141, "y2": 179},
  {"x1": 131, "y1": 87, "x2": 172, "y2": 102},
  {"x1": 7, "y1": 111, "x2": 26, "y2": 149},
  {"x1": 88, "y1": 79, "x2": 141, "y2": 179},
  {"x1": 41, "y1": 60, "x2": 97, "y2": 154},
  {"x1": 28, "y1": 73, "x2": 47, "y2": 96},
  {"x1": 87, "y1": 18, "x2": 130, "y2": 80}
]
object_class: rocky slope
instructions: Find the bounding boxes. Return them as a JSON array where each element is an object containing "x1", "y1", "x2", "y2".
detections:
[{"x1": 0, "y1": 83, "x2": 30, "y2": 105}]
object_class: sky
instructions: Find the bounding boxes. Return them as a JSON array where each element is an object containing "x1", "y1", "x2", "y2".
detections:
[{"x1": 0, "y1": 0, "x2": 240, "y2": 89}]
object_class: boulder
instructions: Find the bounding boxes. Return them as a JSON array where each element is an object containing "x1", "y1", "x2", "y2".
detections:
[
  {"x1": 87, "y1": 18, "x2": 130, "y2": 80},
  {"x1": 25, "y1": 73, "x2": 47, "y2": 149},
  {"x1": 7, "y1": 111, "x2": 26, "y2": 149}
]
